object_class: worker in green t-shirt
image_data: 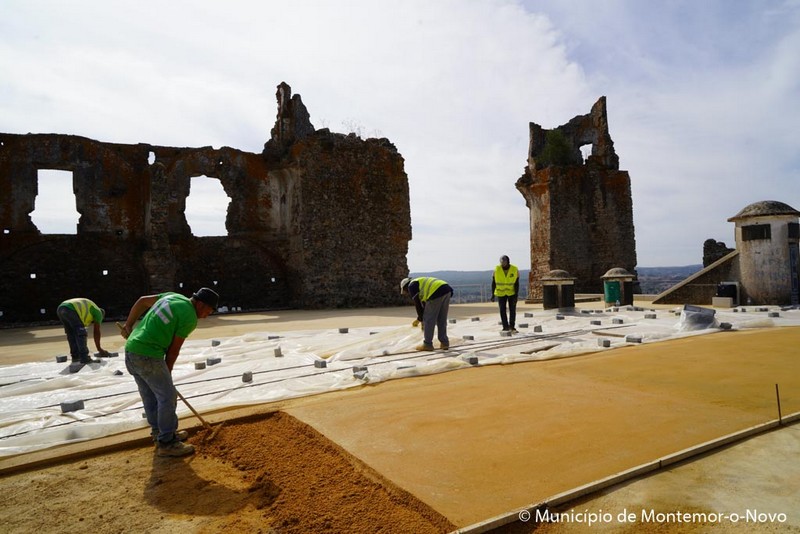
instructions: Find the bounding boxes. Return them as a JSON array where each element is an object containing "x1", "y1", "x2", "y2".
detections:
[
  {"x1": 120, "y1": 287, "x2": 219, "y2": 458},
  {"x1": 56, "y1": 297, "x2": 110, "y2": 364}
]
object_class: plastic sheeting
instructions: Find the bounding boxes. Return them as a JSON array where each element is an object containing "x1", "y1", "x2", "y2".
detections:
[{"x1": 1, "y1": 305, "x2": 798, "y2": 457}]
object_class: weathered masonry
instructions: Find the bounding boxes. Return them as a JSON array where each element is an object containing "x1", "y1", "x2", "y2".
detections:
[
  {"x1": 0, "y1": 83, "x2": 411, "y2": 323},
  {"x1": 515, "y1": 97, "x2": 637, "y2": 299}
]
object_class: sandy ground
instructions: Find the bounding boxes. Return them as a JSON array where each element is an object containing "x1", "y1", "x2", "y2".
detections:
[{"x1": 1, "y1": 302, "x2": 799, "y2": 533}]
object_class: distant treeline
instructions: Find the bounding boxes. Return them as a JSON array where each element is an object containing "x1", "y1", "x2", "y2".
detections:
[{"x1": 411, "y1": 265, "x2": 702, "y2": 302}]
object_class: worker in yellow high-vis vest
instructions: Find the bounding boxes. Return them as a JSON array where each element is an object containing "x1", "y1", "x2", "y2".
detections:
[
  {"x1": 491, "y1": 255, "x2": 519, "y2": 333},
  {"x1": 400, "y1": 276, "x2": 454, "y2": 351},
  {"x1": 56, "y1": 297, "x2": 111, "y2": 364}
]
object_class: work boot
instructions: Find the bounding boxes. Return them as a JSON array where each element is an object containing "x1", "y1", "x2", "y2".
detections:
[
  {"x1": 79, "y1": 356, "x2": 100, "y2": 364},
  {"x1": 152, "y1": 430, "x2": 189, "y2": 445},
  {"x1": 415, "y1": 343, "x2": 434, "y2": 351},
  {"x1": 156, "y1": 439, "x2": 195, "y2": 457},
  {"x1": 510, "y1": 328, "x2": 518, "y2": 334},
  {"x1": 150, "y1": 430, "x2": 189, "y2": 445},
  {"x1": 439, "y1": 342, "x2": 450, "y2": 350}
]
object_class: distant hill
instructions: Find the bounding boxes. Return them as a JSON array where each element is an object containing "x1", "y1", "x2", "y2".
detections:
[{"x1": 411, "y1": 265, "x2": 702, "y2": 298}]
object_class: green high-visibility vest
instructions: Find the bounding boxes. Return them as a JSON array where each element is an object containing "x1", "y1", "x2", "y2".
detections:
[
  {"x1": 493, "y1": 265, "x2": 518, "y2": 297},
  {"x1": 414, "y1": 277, "x2": 446, "y2": 302}
]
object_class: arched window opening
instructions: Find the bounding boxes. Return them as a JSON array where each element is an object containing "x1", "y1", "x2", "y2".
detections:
[
  {"x1": 185, "y1": 175, "x2": 230, "y2": 236},
  {"x1": 31, "y1": 170, "x2": 79, "y2": 234}
]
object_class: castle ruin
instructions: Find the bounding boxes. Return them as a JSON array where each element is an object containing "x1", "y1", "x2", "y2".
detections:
[
  {"x1": 0, "y1": 83, "x2": 412, "y2": 323},
  {"x1": 515, "y1": 97, "x2": 637, "y2": 299}
]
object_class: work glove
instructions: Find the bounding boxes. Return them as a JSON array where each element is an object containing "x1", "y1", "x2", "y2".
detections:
[{"x1": 412, "y1": 319, "x2": 420, "y2": 327}]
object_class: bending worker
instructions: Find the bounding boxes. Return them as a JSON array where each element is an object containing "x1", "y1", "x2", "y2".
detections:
[
  {"x1": 56, "y1": 297, "x2": 110, "y2": 364},
  {"x1": 400, "y1": 276, "x2": 453, "y2": 351},
  {"x1": 119, "y1": 287, "x2": 219, "y2": 458},
  {"x1": 491, "y1": 255, "x2": 519, "y2": 333}
]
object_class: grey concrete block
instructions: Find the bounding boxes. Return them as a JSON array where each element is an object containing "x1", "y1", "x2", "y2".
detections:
[
  {"x1": 211, "y1": 339, "x2": 221, "y2": 347},
  {"x1": 524, "y1": 312, "x2": 534, "y2": 318},
  {"x1": 500, "y1": 330, "x2": 512, "y2": 337},
  {"x1": 449, "y1": 318, "x2": 457, "y2": 323},
  {"x1": 56, "y1": 355, "x2": 68, "y2": 363},
  {"x1": 268, "y1": 335, "x2": 281, "y2": 340},
  {"x1": 590, "y1": 320, "x2": 602, "y2": 325},
  {"x1": 720, "y1": 322, "x2": 733, "y2": 330},
  {"x1": 195, "y1": 362, "x2": 206, "y2": 370},
  {"x1": 471, "y1": 317, "x2": 480, "y2": 322},
  {"x1": 598, "y1": 339, "x2": 611, "y2": 348},
  {"x1": 556, "y1": 314, "x2": 565, "y2": 320},
  {"x1": 113, "y1": 370, "x2": 124, "y2": 376},
  {"x1": 768, "y1": 312, "x2": 780, "y2": 318},
  {"x1": 533, "y1": 325, "x2": 543, "y2": 332},
  {"x1": 612, "y1": 318, "x2": 624, "y2": 325},
  {"x1": 463, "y1": 355, "x2": 479, "y2": 365},
  {"x1": 314, "y1": 360, "x2": 327, "y2": 368},
  {"x1": 242, "y1": 371, "x2": 253, "y2": 383},
  {"x1": 206, "y1": 357, "x2": 221, "y2": 366},
  {"x1": 645, "y1": 313, "x2": 657, "y2": 319},
  {"x1": 625, "y1": 334, "x2": 643, "y2": 343},
  {"x1": 353, "y1": 370, "x2": 368, "y2": 380},
  {"x1": 61, "y1": 400, "x2": 84, "y2": 413},
  {"x1": 462, "y1": 335, "x2": 474, "y2": 340},
  {"x1": 274, "y1": 347, "x2": 283, "y2": 357},
  {"x1": 338, "y1": 327, "x2": 349, "y2": 334},
  {"x1": 518, "y1": 323, "x2": 528, "y2": 328}
]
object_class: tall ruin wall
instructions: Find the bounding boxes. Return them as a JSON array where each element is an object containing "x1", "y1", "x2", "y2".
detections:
[
  {"x1": 0, "y1": 83, "x2": 411, "y2": 323},
  {"x1": 516, "y1": 97, "x2": 637, "y2": 298}
]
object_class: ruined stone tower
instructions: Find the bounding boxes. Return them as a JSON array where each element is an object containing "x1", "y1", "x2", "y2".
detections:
[{"x1": 515, "y1": 97, "x2": 637, "y2": 299}]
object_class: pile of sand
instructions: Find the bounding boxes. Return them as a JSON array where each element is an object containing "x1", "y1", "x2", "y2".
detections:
[{"x1": 1, "y1": 411, "x2": 454, "y2": 533}]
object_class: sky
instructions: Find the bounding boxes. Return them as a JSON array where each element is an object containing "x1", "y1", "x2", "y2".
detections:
[{"x1": 2, "y1": 0, "x2": 799, "y2": 272}]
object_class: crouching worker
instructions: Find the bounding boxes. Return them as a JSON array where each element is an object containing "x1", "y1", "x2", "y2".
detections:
[
  {"x1": 120, "y1": 288, "x2": 219, "y2": 457},
  {"x1": 400, "y1": 277, "x2": 453, "y2": 351},
  {"x1": 57, "y1": 298, "x2": 110, "y2": 364}
]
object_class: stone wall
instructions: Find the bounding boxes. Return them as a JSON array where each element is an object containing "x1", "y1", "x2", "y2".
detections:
[
  {"x1": 516, "y1": 97, "x2": 637, "y2": 298},
  {"x1": 0, "y1": 83, "x2": 411, "y2": 323}
]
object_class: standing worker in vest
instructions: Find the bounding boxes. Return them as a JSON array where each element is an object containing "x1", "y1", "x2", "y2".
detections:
[
  {"x1": 400, "y1": 276, "x2": 454, "y2": 351},
  {"x1": 491, "y1": 255, "x2": 519, "y2": 333},
  {"x1": 119, "y1": 287, "x2": 219, "y2": 457},
  {"x1": 56, "y1": 297, "x2": 110, "y2": 365}
]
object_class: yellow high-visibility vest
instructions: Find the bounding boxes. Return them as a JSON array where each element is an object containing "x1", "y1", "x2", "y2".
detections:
[
  {"x1": 414, "y1": 277, "x2": 446, "y2": 302},
  {"x1": 493, "y1": 265, "x2": 518, "y2": 297},
  {"x1": 62, "y1": 298, "x2": 103, "y2": 326}
]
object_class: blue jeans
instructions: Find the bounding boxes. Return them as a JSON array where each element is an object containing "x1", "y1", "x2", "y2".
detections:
[
  {"x1": 57, "y1": 305, "x2": 89, "y2": 361},
  {"x1": 125, "y1": 351, "x2": 179, "y2": 444},
  {"x1": 422, "y1": 292, "x2": 451, "y2": 346}
]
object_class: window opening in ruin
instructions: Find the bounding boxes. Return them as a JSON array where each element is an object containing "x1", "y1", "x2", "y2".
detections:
[
  {"x1": 185, "y1": 175, "x2": 230, "y2": 236},
  {"x1": 40, "y1": 308, "x2": 46, "y2": 315},
  {"x1": 178, "y1": 282, "x2": 184, "y2": 289},
  {"x1": 102, "y1": 270, "x2": 109, "y2": 276},
  {"x1": 30, "y1": 273, "x2": 36, "y2": 279},
  {"x1": 580, "y1": 144, "x2": 592, "y2": 163},
  {"x1": 148, "y1": 152, "x2": 156, "y2": 165},
  {"x1": 31, "y1": 170, "x2": 79, "y2": 234},
  {"x1": 3, "y1": 229, "x2": 9, "y2": 234}
]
